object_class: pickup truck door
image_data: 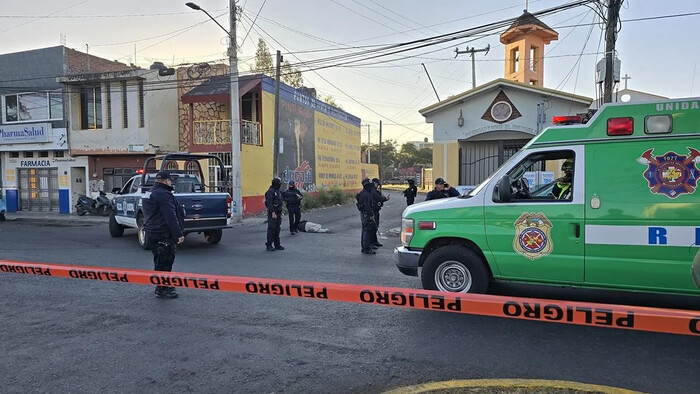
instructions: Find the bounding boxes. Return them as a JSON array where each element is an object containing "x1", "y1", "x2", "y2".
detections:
[{"x1": 484, "y1": 146, "x2": 585, "y2": 284}]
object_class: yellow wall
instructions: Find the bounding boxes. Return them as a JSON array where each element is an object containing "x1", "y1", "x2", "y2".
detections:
[
  {"x1": 315, "y1": 112, "x2": 362, "y2": 190},
  {"x1": 432, "y1": 142, "x2": 459, "y2": 185},
  {"x1": 240, "y1": 91, "x2": 275, "y2": 197}
]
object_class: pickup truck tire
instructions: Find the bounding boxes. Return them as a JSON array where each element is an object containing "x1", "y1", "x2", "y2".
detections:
[
  {"x1": 109, "y1": 213, "x2": 125, "y2": 237},
  {"x1": 204, "y1": 229, "x2": 223, "y2": 244},
  {"x1": 421, "y1": 245, "x2": 490, "y2": 294},
  {"x1": 137, "y1": 213, "x2": 150, "y2": 250}
]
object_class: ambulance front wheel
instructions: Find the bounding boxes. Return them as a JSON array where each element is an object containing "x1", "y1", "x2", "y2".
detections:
[{"x1": 421, "y1": 245, "x2": 490, "y2": 294}]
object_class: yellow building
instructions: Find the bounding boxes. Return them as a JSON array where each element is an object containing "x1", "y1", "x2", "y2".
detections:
[{"x1": 177, "y1": 66, "x2": 375, "y2": 214}]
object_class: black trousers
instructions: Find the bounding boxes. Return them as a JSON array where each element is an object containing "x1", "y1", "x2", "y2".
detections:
[
  {"x1": 148, "y1": 234, "x2": 176, "y2": 291},
  {"x1": 288, "y1": 207, "x2": 301, "y2": 233},
  {"x1": 370, "y1": 210, "x2": 381, "y2": 245},
  {"x1": 266, "y1": 211, "x2": 282, "y2": 247},
  {"x1": 361, "y1": 214, "x2": 377, "y2": 252},
  {"x1": 406, "y1": 197, "x2": 415, "y2": 206}
]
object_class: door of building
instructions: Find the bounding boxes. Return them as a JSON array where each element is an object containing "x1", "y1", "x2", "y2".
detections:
[
  {"x1": 18, "y1": 168, "x2": 59, "y2": 212},
  {"x1": 71, "y1": 167, "x2": 86, "y2": 212}
]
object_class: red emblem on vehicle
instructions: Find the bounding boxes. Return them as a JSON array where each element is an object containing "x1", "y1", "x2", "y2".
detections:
[{"x1": 637, "y1": 148, "x2": 700, "y2": 198}]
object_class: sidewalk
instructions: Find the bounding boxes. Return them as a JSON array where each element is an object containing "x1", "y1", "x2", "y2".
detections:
[{"x1": 3, "y1": 210, "x2": 268, "y2": 227}]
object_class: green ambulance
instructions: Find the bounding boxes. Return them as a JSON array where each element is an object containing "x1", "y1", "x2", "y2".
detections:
[{"x1": 396, "y1": 98, "x2": 700, "y2": 295}]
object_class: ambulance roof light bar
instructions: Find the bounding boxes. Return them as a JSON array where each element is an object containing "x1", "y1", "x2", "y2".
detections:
[{"x1": 552, "y1": 115, "x2": 583, "y2": 125}]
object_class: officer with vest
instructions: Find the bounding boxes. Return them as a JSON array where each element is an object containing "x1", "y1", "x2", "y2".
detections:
[
  {"x1": 402, "y1": 179, "x2": 418, "y2": 206},
  {"x1": 370, "y1": 178, "x2": 389, "y2": 248},
  {"x1": 551, "y1": 159, "x2": 574, "y2": 200},
  {"x1": 142, "y1": 171, "x2": 185, "y2": 299},
  {"x1": 282, "y1": 180, "x2": 303, "y2": 235},
  {"x1": 265, "y1": 177, "x2": 285, "y2": 251}
]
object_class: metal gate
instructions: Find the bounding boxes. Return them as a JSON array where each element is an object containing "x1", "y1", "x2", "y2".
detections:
[
  {"x1": 18, "y1": 168, "x2": 59, "y2": 212},
  {"x1": 458, "y1": 139, "x2": 529, "y2": 186},
  {"x1": 207, "y1": 152, "x2": 231, "y2": 193}
]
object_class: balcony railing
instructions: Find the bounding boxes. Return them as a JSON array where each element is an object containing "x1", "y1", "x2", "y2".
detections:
[
  {"x1": 193, "y1": 120, "x2": 231, "y2": 145},
  {"x1": 241, "y1": 119, "x2": 262, "y2": 146},
  {"x1": 193, "y1": 119, "x2": 262, "y2": 146}
]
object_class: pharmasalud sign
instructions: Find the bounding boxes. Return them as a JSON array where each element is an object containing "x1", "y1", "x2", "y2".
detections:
[{"x1": 0, "y1": 123, "x2": 52, "y2": 144}]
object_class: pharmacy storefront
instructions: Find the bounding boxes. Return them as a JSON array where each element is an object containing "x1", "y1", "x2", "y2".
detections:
[{"x1": 0, "y1": 123, "x2": 88, "y2": 214}]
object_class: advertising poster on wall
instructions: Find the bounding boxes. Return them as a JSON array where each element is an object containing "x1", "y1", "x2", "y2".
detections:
[
  {"x1": 268, "y1": 80, "x2": 363, "y2": 192},
  {"x1": 278, "y1": 98, "x2": 315, "y2": 191}
]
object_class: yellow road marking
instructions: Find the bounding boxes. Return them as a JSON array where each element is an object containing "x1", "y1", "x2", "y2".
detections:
[{"x1": 383, "y1": 379, "x2": 644, "y2": 393}]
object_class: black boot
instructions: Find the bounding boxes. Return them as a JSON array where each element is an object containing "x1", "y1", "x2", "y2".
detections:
[
  {"x1": 266, "y1": 244, "x2": 275, "y2": 251},
  {"x1": 157, "y1": 287, "x2": 178, "y2": 299}
]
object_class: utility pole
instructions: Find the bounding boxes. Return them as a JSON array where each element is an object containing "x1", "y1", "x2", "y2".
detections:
[
  {"x1": 228, "y1": 0, "x2": 242, "y2": 223},
  {"x1": 273, "y1": 50, "x2": 282, "y2": 176},
  {"x1": 361, "y1": 123, "x2": 371, "y2": 163},
  {"x1": 378, "y1": 120, "x2": 383, "y2": 181},
  {"x1": 455, "y1": 44, "x2": 490, "y2": 89},
  {"x1": 185, "y1": 0, "x2": 242, "y2": 222},
  {"x1": 604, "y1": 0, "x2": 622, "y2": 103}
]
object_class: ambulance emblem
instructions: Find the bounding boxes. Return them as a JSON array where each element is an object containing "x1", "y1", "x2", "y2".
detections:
[
  {"x1": 513, "y1": 212, "x2": 553, "y2": 260},
  {"x1": 637, "y1": 148, "x2": 700, "y2": 198}
]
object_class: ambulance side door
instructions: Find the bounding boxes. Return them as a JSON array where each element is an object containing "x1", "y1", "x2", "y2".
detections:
[{"x1": 484, "y1": 145, "x2": 585, "y2": 284}]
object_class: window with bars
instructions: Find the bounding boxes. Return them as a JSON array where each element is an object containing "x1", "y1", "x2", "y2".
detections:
[
  {"x1": 121, "y1": 81, "x2": 128, "y2": 128},
  {"x1": 10, "y1": 152, "x2": 20, "y2": 158},
  {"x1": 105, "y1": 83, "x2": 112, "y2": 129},
  {"x1": 39, "y1": 151, "x2": 49, "y2": 158},
  {"x1": 80, "y1": 86, "x2": 102, "y2": 129},
  {"x1": 138, "y1": 80, "x2": 144, "y2": 128},
  {"x1": 23, "y1": 151, "x2": 34, "y2": 158},
  {"x1": 54, "y1": 151, "x2": 64, "y2": 158}
]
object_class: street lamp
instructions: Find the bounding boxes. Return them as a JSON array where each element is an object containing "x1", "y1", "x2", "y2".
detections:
[{"x1": 186, "y1": 1, "x2": 242, "y2": 223}]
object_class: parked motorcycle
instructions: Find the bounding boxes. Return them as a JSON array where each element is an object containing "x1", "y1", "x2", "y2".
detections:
[{"x1": 76, "y1": 191, "x2": 111, "y2": 216}]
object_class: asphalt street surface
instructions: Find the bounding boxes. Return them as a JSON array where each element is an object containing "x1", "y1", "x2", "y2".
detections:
[{"x1": 1, "y1": 191, "x2": 698, "y2": 393}]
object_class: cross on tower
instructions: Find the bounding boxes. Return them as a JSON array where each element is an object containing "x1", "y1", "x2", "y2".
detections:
[{"x1": 621, "y1": 73, "x2": 631, "y2": 89}]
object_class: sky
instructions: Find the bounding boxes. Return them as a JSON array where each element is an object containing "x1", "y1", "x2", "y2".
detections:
[{"x1": 2, "y1": 0, "x2": 700, "y2": 144}]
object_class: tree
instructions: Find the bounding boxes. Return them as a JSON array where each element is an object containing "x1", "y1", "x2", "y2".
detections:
[
  {"x1": 281, "y1": 60, "x2": 303, "y2": 88},
  {"x1": 363, "y1": 139, "x2": 398, "y2": 177},
  {"x1": 322, "y1": 95, "x2": 343, "y2": 110},
  {"x1": 251, "y1": 38, "x2": 273, "y2": 75},
  {"x1": 415, "y1": 147, "x2": 433, "y2": 167}
]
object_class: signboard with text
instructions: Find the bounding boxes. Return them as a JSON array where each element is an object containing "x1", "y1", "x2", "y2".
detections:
[{"x1": 0, "y1": 123, "x2": 52, "y2": 144}]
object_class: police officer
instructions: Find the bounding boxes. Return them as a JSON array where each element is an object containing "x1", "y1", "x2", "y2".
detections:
[
  {"x1": 142, "y1": 171, "x2": 185, "y2": 299},
  {"x1": 402, "y1": 179, "x2": 417, "y2": 206},
  {"x1": 425, "y1": 178, "x2": 452, "y2": 201},
  {"x1": 551, "y1": 159, "x2": 574, "y2": 200},
  {"x1": 265, "y1": 177, "x2": 285, "y2": 251},
  {"x1": 370, "y1": 178, "x2": 389, "y2": 248},
  {"x1": 282, "y1": 180, "x2": 303, "y2": 235},
  {"x1": 357, "y1": 178, "x2": 378, "y2": 254}
]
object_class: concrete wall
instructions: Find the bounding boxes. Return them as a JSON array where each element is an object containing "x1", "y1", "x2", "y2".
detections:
[{"x1": 67, "y1": 70, "x2": 178, "y2": 155}]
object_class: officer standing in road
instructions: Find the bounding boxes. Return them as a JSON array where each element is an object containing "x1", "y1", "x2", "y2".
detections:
[
  {"x1": 357, "y1": 178, "x2": 378, "y2": 254},
  {"x1": 370, "y1": 178, "x2": 389, "y2": 248},
  {"x1": 282, "y1": 180, "x2": 303, "y2": 235},
  {"x1": 142, "y1": 171, "x2": 185, "y2": 299},
  {"x1": 265, "y1": 177, "x2": 285, "y2": 251},
  {"x1": 402, "y1": 179, "x2": 417, "y2": 206}
]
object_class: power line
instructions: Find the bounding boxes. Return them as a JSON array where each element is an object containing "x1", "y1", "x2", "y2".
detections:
[
  {"x1": 239, "y1": 0, "x2": 267, "y2": 49},
  {"x1": 0, "y1": 9, "x2": 227, "y2": 19},
  {"x1": 0, "y1": 0, "x2": 92, "y2": 35}
]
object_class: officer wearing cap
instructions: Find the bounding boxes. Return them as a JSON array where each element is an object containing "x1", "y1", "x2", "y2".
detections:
[
  {"x1": 282, "y1": 180, "x2": 303, "y2": 235},
  {"x1": 142, "y1": 170, "x2": 185, "y2": 299},
  {"x1": 265, "y1": 177, "x2": 285, "y2": 251},
  {"x1": 425, "y1": 178, "x2": 455, "y2": 200}
]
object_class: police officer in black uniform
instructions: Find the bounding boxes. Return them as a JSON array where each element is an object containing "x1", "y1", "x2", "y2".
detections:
[
  {"x1": 282, "y1": 180, "x2": 303, "y2": 235},
  {"x1": 425, "y1": 178, "x2": 460, "y2": 200},
  {"x1": 142, "y1": 171, "x2": 185, "y2": 299},
  {"x1": 357, "y1": 178, "x2": 379, "y2": 254},
  {"x1": 370, "y1": 178, "x2": 389, "y2": 248},
  {"x1": 265, "y1": 177, "x2": 285, "y2": 251},
  {"x1": 402, "y1": 179, "x2": 417, "y2": 206}
]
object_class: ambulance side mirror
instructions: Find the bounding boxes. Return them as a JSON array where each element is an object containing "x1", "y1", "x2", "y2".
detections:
[{"x1": 498, "y1": 176, "x2": 512, "y2": 202}]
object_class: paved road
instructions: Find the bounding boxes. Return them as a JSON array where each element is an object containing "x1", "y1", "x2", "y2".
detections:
[{"x1": 1, "y1": 191, "x2": 698, "y2": 393}]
